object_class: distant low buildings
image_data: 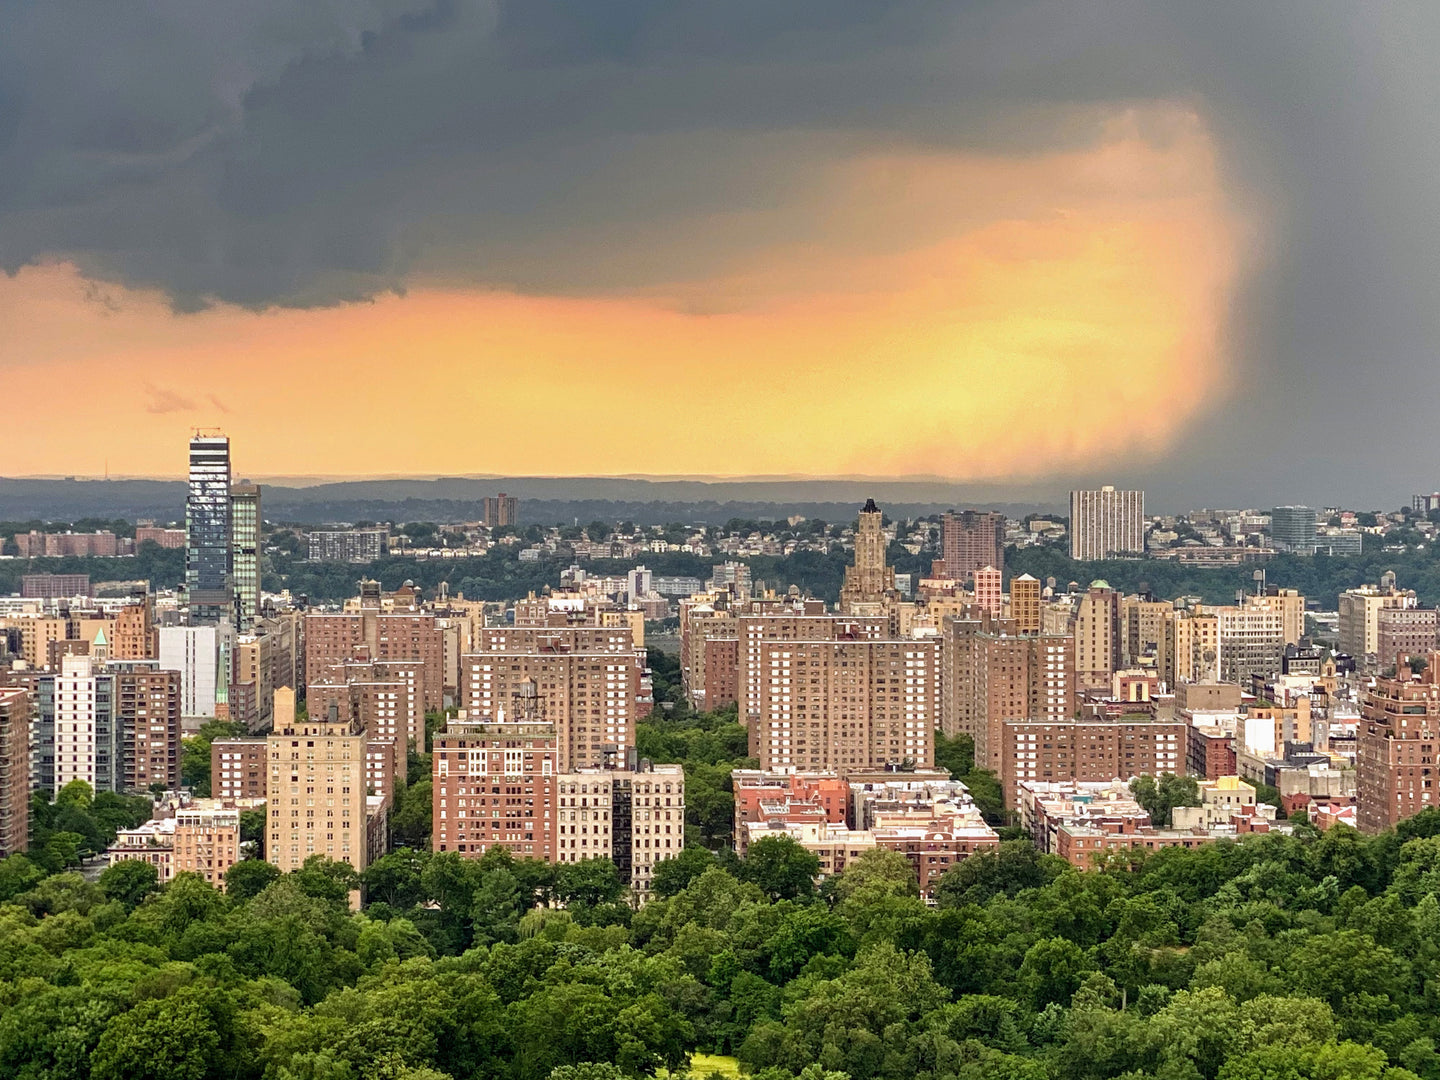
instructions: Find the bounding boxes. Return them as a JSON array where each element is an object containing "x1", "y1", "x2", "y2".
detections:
[
  {"x1": 108, "y1": 795, "x2": 261, "y2": 889},
  {"x1": 14, "y1": 531, "x2": 124, "y2": 558},
  {"x1": 1020, "y1": 776, "x2": 1287, "y2": 867},
  {"x1": 20, "y1": 574, "x2": 91, "y2": 600},
  {"x1": 733, "y1": 767, "x2": 998, "y2": 895}
]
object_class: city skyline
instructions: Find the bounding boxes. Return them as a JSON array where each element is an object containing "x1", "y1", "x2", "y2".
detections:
[{"x1": 5, "y1": 8, "x2": 1440, "y2": 1072}]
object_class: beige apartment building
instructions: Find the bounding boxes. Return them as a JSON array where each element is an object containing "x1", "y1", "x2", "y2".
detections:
[
  {"x1": 2, "y1": 616, "x2": 68, "y2": 669},
  {"x1": 1339, "y1": 580, "x2": 1418, "y2": 668},
  {"x1": 266, "y1": 688, "x2": 372, "y2": 873},
  {"x1": 1121, "y1": 596, "x2": 1175, "y2": 668},
  {"x1": 753, "y1": 636, "x2": 938, "y2": 772},
  {"x1": 1074, "y1": 583, "x2": 1122, "y2": 692},
  {"x1": 555, "y1": 764, "x2": 685, "y2": 897},
  {"x1": 1250, "y1": 588, "x2": 1306, "y2": 647},
  {"x1": 232, "y1": 632, "x2": 276, "y2": 733},
  {"x1": 1159, "y1": 610, "x2": 1220, "y2": 687},
  {"x1": 1203, "y1": 605, "x2": 1287, "y2": 686},
  {"x1": 1070, "y1": 487, "x2": 1145, "y2": 560}
]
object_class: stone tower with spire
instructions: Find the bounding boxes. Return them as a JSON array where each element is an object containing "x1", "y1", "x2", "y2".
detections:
[{"x1": 839, "y1": 498, "x2": 898, "y2": 615}]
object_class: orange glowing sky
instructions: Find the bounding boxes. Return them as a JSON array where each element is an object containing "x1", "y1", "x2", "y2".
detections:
[{"x1": 1, "y1": 106, "x2": 1245, "y2": 481}]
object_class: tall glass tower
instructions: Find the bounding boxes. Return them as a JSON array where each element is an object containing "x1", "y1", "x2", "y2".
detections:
[
  {"x1": 186, "y1": 433, "x2": 232, "y2": 624},
  {"x1": 229, "y1": 480, "x2": 261, "y2": 632}
]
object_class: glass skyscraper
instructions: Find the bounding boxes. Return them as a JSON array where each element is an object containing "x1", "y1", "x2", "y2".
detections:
[
  {"x1": 186, "y1": 434, "x2": 232, "y2": 624},
  {"x1": 229, "y1": 480, "x2": 261, "y2": 632},
  {"x1": 1271, "y1": 505, "x2": 1318, "y2": 555}
]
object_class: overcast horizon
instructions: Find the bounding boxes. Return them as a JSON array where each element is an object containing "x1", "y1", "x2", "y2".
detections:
[{"x1": 4, "y1": 3, "x2": 1439, "y2": 504}]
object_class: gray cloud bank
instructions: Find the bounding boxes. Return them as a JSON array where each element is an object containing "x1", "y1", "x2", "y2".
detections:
[{"x1": 2, "y1": 1, "x2": 1438, "y2": 505}]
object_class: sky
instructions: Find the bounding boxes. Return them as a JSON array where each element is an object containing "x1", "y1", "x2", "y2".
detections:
[{"x1": 1, "y1": 2, "x2": 1437, "y2": 508}]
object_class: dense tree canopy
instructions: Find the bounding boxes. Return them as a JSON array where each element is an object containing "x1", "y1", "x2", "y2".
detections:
[{"x1": 1, "y1": 814, "x2": 1440, "y2": 1080}]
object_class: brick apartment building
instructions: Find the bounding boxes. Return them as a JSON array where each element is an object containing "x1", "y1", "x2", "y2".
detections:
[
  {"x1": 1357, "y1": 656, "x2": 1440, "y2": 832},
  {"x1": 432, "y1": 711, "x2": 684, "y2": 896},
  {"x1": 0, "y1": 688, "x2": 29, "y2": 856},
  {"x1": 115, "y1": 665, "x2": 182, "y2": 792},
  {"x1": 751, "y1": 635, "x2": 938, "y2": 771},
  {"x1": 1377, "y1": 608, "x2": 1440, "y2": 673},
  {"x1": 305, "y1": 607, "x2": 444, "y2": 714},
  {"x1": 940, "y1": 510, "x2": 1005, "y2": 579},
  {"x1": 941, "y1": 614, "x2": 1074, "y2": 771},
  {"x1": 1001, "y1": 715, "x2": 1188, "y2": 809},
  {"x1": 212, "y1": 737, "x2": 268, "y2": 801},
  {"x1": 433, "y1": 715, "x2": 558, "y2": 860},
  {"x1": 461, "y1": 625, "x2": 644, "y2": 772}
]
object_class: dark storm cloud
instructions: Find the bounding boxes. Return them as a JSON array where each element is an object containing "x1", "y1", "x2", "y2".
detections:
[{"x1": 1, "y1": 1, "x2": 1437, "y2": 504}]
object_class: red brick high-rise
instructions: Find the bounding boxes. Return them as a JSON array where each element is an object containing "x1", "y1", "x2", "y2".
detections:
[
  {"x1": 752, "y1": 636, "x2": 939, "y2": 772},
  {"x1": 308, "y1": 653, "x2": 426, "y2": 780},
  {"x1": 1001, "y1": 716, "x2": 1187, "y2": 810},
  {"x1": 942, "y1": 511, "x2": 1004, "y2": 579},
  {"x1": 212, "y1": 737, "x2": 268, "y2": 801},
  {"x1": 1357, "y1": 655, "x2": 1440, "y2": 832},
  {"x1": 941, "y1": 614, "x2": 1074, "y2": 771},
  {"x1": 432, "y1": 714, "x2": 558, "y2": 859},
  {"x1": 461, "y1": 625, "x2": 644, "y2": 772},
  {"x1": 306, "y1": 606, "x2": 443, "y2": 714},
  {"x1": 115, "y1": 666, "x2": 182, "y2": 792}
]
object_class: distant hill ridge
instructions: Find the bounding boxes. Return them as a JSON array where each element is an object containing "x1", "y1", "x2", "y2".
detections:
[{"x1": 0, "y1": 476, "x2": 1062, "y2": 525}]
